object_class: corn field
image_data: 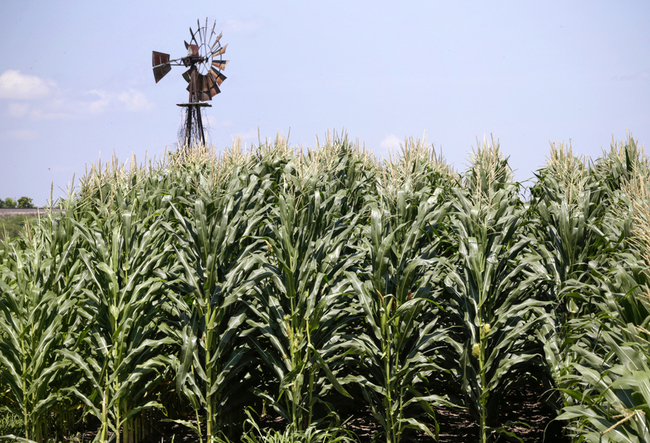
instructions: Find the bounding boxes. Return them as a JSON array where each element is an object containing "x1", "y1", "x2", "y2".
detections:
[{"x1": 1, "y1": 133, "x2": 649, "y2": 443}]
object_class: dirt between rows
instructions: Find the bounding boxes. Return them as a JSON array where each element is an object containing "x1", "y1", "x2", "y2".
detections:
[{"x1": 73, "y1": 385, "x2": 570, "y2": 443}]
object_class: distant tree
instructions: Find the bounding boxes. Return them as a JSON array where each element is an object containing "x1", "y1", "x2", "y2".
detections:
[
  {"x1": 17, "y1": 197, "x2": 34, "y2": 209},
  {"x1": 3, "y1": 198, "x2": 17, "y2": 209},
  {"x1": 0, "y1": 199, "x2": 4, "y2": 208}
]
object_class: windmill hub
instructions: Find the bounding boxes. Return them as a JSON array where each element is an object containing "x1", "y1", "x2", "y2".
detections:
[{"x1": 152, "y1": 18, "x2": 229, "y2": 151}]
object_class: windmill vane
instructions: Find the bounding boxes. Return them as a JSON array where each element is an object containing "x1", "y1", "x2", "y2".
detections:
[{"x1": 152, "y1": 18, "x2": 229, "y2": 151}]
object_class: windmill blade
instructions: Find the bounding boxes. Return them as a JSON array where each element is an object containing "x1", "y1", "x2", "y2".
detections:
[
  {"x1": 211, "y1": 59, "x2": 229, "y2": 71},
  {"x1": 152, "y1": 52, "x2": 171, "y2": 82},
  {"x1": 212, "y1": 43, "x2": 227, "y2": 57},
  {"x1": 209, "y1": 68, "x2": 227, "y2": 86},
  {"x1": 186, "y1": 73, "x2": 212, "y2": 101},
  {"x1": 196, "y1": 19, "x2": 203, "y2": 48},
  {"x1": 153, "y1": 64, "x2": 172, "y2": 83},
  {"x1": 186, "y1": 75, "x2": 198, "y2": 99},
  {"x1": 152, "y1": 51, "x2": 170, "y2": 67},
  {"x1": 189, "y1": 26, "x2": 198, "y2": 45},
  {"x1": 184, "y1": 40, "x2": 189, "y2": 49},
  {"x1": 192, "y1": 78, "x2": 206, "y2": 101},
  {"x1": 204, "y1": 73, "x2": 221, "y2": 99},
  {"x1": 182, "y1": 66, "x2": 194, "y2": 84},
  {"x1": 186, "y1": 70, "x2": 222, "y2": 101},
  {"x1": 199, "y1": 74, "x2": 220, "y2": 101},
  {"x1": 210, "y1": 32, "x2": 223, "y2": 51}
]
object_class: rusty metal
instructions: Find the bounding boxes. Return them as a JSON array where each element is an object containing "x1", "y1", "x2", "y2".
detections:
[
  {"x1": 211, "y1": 60, "x2": 229, "y2": 71},
  {"x1": 211, "y1": 69, "x2": 227, "y2": 86},
  {"x1": 152, "y1": 51, "x2": 172, "y2": 83},
  {"x1": 152, "y1": 18, "x2": 229, "y2": 150},
  {"x1": 212, "y1": 44, "x2": 228, "y2": 57},
  {"x1": 153, "y1": 64, "x2": 172, "y2": 83},
  {"x1": 152, "y1": 51, "x2": 170, "y2": 67}
]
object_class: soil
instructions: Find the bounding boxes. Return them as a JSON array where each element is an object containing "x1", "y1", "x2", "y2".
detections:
[{"x1": 68, "y1": 386, "x2": 571, "y2": 443}]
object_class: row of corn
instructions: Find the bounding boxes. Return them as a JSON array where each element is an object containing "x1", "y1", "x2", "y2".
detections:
[{"x1": 0, "y1": 133, "x2": 648, "y2": 443}]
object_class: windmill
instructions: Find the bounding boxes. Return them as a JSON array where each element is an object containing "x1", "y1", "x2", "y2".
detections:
[{"x1": 152, "y1": 18, "x2": 229, "y2": 151}]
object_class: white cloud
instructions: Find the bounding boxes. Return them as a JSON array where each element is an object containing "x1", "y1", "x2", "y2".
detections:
[
  {"x1": 84, "y1": 88, "x2": 153, "y2": 114},
  {"x1": 7, "y1": 103, "x2": 29, "y2": 117},
  {"x1": 380, "y1": 134, "x2": 402, "y2": 151},
  {"x1": 0, "y1": 70, "x2": 55, "y2": 100},
  {"x1": 3, "y1": 129, "x2": 38, "y2": 140},
  {"x1": 223, "y1": 19, "x2": 262, "y2": 33},
  {"x1": 30, "y1": 108, "x2": 74, "y2": 120},
  {"x1": 118, "y1": 89, "x2": 154, "y2": 112},
  {"x1": 1, "y1": 78, "x2": 153, "y2": 119},
  {"x1": 86, "y1": 90, "x2": 111, "y2": 113}
]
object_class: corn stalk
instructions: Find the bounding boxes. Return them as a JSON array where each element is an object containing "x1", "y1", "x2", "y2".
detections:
[
  {"x1": 0, "y1": 213, "x2": 81, "y2": 441},
  {"x1": 246, "y1": 187, "x2": 358, "y2": 431},
  {"x1": 59, "y1": 209, "x2": 175, "y2": 443},
  {"x1": 444, "y1": 180, "x2": 549, "y2": 442},
  {"x1": 169, "y1": 169, "x2": 269, "y2": 442},
  {"x1": 346, "y1": 191, "x2": 453, "y2": 443}
]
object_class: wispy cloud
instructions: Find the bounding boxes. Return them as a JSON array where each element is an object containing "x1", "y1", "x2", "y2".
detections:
[
  {"x1": 118, "y1": 89, "x2": 154, "y2": 112},
  {"x1": 380, "y1": 134, "x2": 402, "y2": 151},
  {"x1": 3, "y1": 129, "x2": 38, "y2": 140},
  {"x1": 4, "y1": 83, "x2": 155, "y2": 120},
  {"x1": 29, "y1": 108, "x2": 75, "y2": 120},
  {"x1": 204, "y1": 116, "x2": 232, "y2": 128},
  {"x1": 86, "y1": 90, "x2": 111, "y2": 114},
  {"x1": 0, "y1": 67, "x2": 155, "y2": 120},
  {"x1": 0, "y1": 70, "x2": 56, "y2": 100},
  {"x1": 7, "y1": 103, "x2": 29, "y2": 117}
]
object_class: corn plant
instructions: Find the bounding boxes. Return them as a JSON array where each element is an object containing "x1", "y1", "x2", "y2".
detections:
[
  {"x1": 245, "y1": 187, "x2": 359, "y2": 431},
  {"x1": 557, "y1": 324, "x2": 650, "y2": 442},
  {"x1": 556, "y1": 142, "x2": 650, "y2": 441},
  {"x1": 345, "y1": 190, "x2": 454, "y2": 443},
  {"x1": 530, "y1": 140, "x2": 649, "y2": 428},
  {"x1": 169, "y1": 169, "x2": 269, "y2": 442},
  {"x1": 441, "y1": 141, "x2": 551, "y2": 442},
  {"x1": 0, "y1": 213, "x2": 82, "y2": 441},
  {"x1": 59, "y1": 209, "x2": 176, "y2": 443},
  {"x1": 444, "y1": 185, "x2": 550, "y2": 443},
  {"x1": 529, "y1": 143, "x2": 620, "y2": 316}
]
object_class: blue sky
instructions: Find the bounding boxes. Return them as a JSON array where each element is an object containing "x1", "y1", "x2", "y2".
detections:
[{"x1": 1, "y1": 1, "x2": 649, "y2": 205}]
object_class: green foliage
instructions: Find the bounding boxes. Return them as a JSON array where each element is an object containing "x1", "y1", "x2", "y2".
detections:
[
  {"x1": 0, "y1": 219, "x2": 80, "y2": 441},
  {"x1": 16, "y1": 198, "x2": 33, "y2": 209},
  {"x1": 1, "y1": 133, "x2": 649, "y2": 443},
  {"x1": 0, "y1": 411, "x2": 24, "y2": 438},
  {"x1": 0, "y1": 216, "x2": 37, "y2": 243},
  {"x1": 442, "y1": 139, "x2": 551, "y2": 443},
  {"x1": 0, "y1": 197, "x2": 33, "y2": 209},
  {"x1": 61, "y1": 207, "x2": 177, "y2": 443},
  {"x1": 169, "y1": 169, "x2": 269, "y2": 442},
  {"x1": 529, "y1": 135, "x2": 650, "y2": 442},
  {"x1": 1, "y1": 199, "x2": 16, "y2": 209}
]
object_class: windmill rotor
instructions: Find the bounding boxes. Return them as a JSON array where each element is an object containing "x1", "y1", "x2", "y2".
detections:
[
  {"x1": 152, "y1": 19, "x2": 228, "y2": 101},
  {"x1": 152, "y1": 18, "x2": 229, "y2": 150}
]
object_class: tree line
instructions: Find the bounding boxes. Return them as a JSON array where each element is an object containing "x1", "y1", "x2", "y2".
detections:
[{"x1": 0, "y1": 197, "x2": 35, "y2": 209}]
